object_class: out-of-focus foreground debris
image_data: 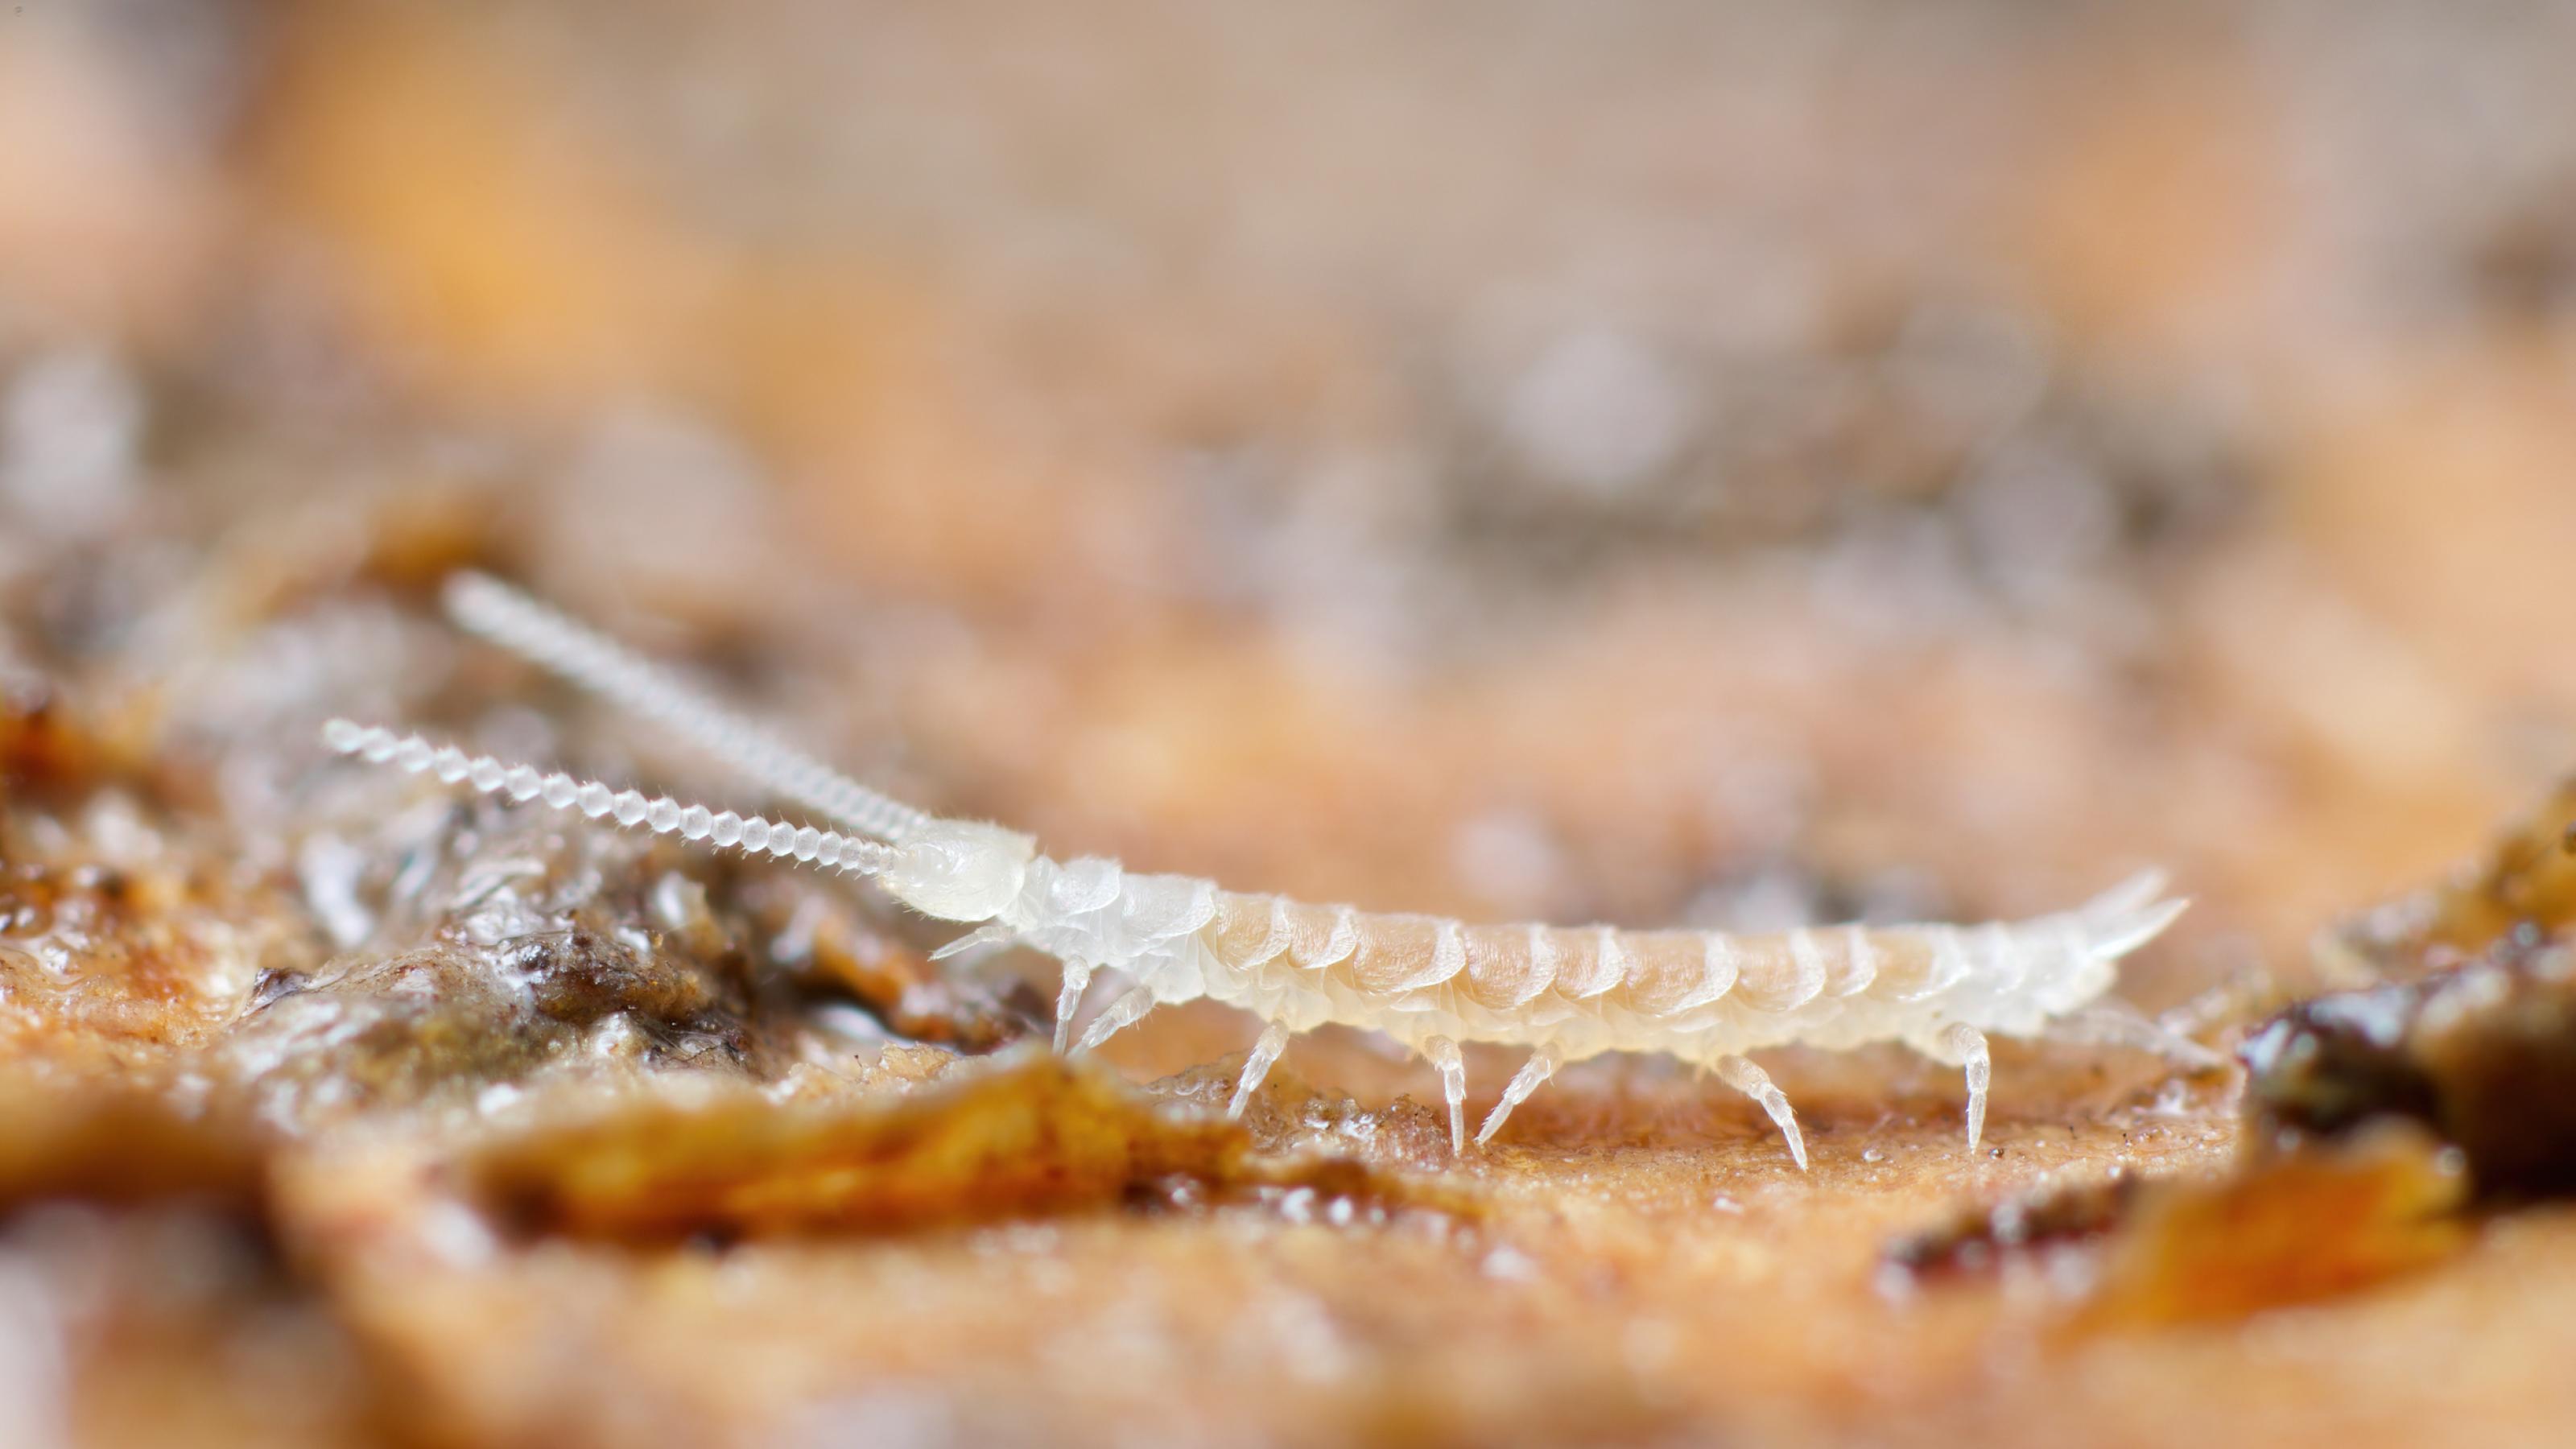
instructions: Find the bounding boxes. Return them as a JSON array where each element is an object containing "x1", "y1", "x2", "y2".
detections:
[{"x1": 2252, "y1": 782, "x2": 2576, "y2": 1199}]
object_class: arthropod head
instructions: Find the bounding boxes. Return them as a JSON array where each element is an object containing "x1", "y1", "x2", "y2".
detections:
[{"x1": 879, "y1": 819, "x2": 1038, "y2": 922}]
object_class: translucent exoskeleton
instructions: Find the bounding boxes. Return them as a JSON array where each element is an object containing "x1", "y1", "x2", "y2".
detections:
[{"x1": 325, "y1": 575, "x2": 2219, "y2": 1166}]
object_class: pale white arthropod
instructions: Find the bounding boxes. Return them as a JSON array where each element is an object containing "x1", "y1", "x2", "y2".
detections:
[{"x1": 323, "y1": 574, "x2": 2216, "y2": 1164}]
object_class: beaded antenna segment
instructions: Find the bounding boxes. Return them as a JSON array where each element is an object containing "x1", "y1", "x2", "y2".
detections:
[
  {"x1": 441, "y1": 572, "x2": 930, "y2": 842},
  {"x1": 320, "y1": 719, "x2": 894, "y2": 874},
  {"x1": 324, "y1": 574, "x2": 2216, "y2": 1164}
]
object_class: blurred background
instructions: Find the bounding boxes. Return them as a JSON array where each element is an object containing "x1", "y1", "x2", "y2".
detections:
[{"x1": 7, "y1": 0, "x2": 2576, "y2": 1028}]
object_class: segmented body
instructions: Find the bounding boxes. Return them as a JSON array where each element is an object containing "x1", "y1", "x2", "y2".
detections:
[
  {"x1": 1022, "y1": 869, "x2": 2174, "y2": 1063},
  {"x1": 321, "y1": 576, "x2": 2211, "y2": 1165}
]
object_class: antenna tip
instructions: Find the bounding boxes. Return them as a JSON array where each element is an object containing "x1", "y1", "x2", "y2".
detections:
[
  {"x1": 320, "y1": 718, "x2": 368, "y2": 753},
  {"x1": 440, "y1": 569, "x2": 510, "y2": 617}
]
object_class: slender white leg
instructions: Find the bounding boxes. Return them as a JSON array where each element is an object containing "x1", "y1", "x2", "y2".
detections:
[
  {"x1": 1936, "y1": 1022, "x2": 1992, "y2": 1151},
  {"x1": 929, "y1": 923, "x2": 1013, "y2": 962},
  {"x1": 1228, "y1": 1022, "x2": 1291, "y2": 1119},
  {"x1": 1073, "y1": 984, "x2": 1156, "y2": 1053},
  {"x1": 1475, "y1": 1043, "x2": 1561, "y2": 1147},
  {"x1": 1052, "y1": 961, "x2": 1093, "y2": 1054},
  {"x1": 1423, "y1": 1035, "x2": 1468, "y2": 1157},
  {"x1": 1717, "y1": 1055, "x2": 1808, "y2": 1170},
  {"x1": 2046, "y1": 1005, "x2": 2224, "y2": 1071}
]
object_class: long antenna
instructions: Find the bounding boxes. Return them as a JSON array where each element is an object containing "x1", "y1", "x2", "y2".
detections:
[
  {"x1": 321, "y1": 719, "x2": 892, "y2": 875},
  {"x1": 442, "y1": 572, "x2": 929, "y2": 842}
]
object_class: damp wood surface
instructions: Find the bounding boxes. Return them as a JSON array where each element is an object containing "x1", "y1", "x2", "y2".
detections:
[{"x1": 11, "y1": 2, "x2": 2576, "y2": 1445}]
